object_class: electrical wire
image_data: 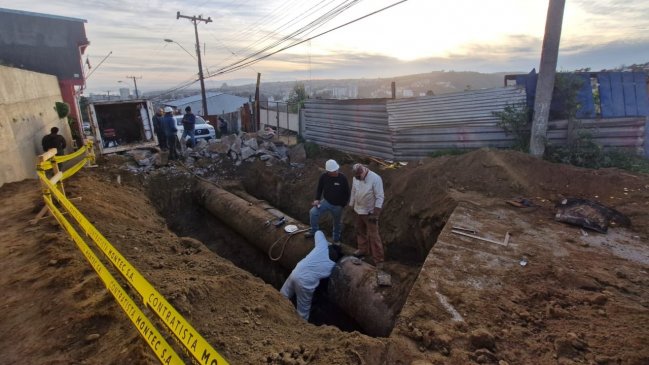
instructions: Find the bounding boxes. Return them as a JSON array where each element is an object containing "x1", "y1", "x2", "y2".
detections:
[{"x1": 206, "y1": 0, "x2": 408, "y2": 78}]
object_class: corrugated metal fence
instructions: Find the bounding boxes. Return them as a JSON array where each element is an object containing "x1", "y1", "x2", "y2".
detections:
[
  {"x1": 304, "y1": 98, "x2": 393, "y2": 159},
  {"x1": 387, "y1": 87, "x2": 526, "y2": 159},
  {"x1": 304, "y1": 86, "x2": 647, "y2": 160}
]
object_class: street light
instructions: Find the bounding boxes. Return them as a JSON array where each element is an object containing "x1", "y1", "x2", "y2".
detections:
[{"x1": 164, "y1": 39, "x2": 197, "y2": 61}]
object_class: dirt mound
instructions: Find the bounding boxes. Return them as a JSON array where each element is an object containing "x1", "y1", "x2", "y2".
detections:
[{"x1": 1, "y1": 148, "x2": 648, "y2": 364}]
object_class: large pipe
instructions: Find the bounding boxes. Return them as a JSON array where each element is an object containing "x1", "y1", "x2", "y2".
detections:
[{"x1": 194, "y1": 181, "x2": 396, "y2": 336}]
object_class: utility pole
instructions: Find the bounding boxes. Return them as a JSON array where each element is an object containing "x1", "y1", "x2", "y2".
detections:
[
  {"x1": 125, "y1": 75, "x2": 142, "y2": 98},
  {"x1": 255, "y1": 73, "x2": 261, "y2": 132},
  {"x1": 177, "y1": 11, "x2": 211, "y2": 117},
  {"x1": 529, "y1": 0, "x2": 566, "y2": 157}
]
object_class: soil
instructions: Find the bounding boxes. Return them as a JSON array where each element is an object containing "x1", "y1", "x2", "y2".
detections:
[{"x1": 1, "y1": 147, "x2": 648, "y2": 365}]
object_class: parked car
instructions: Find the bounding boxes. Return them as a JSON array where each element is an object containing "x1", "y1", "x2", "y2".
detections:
[{"x1": 173, "y1": 115, "x2": 216, "y2": 146}]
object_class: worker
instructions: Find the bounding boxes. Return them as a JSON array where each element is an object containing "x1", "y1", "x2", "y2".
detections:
[
  {"x1": 349, "y1": 163, "x2": 385, "y2": 268},
  {"x1": 41, "y1": 127, "x2": 67, "y2": 156},
  {"x1": 280, "y1": 230, "x2": 335, "y2": 321},
  {"x1": 162, "y1": 107, "x2": 178, "y2": 160},
  {"x1": 305, "y1": 159, "x2": 350, "y2": 245}
]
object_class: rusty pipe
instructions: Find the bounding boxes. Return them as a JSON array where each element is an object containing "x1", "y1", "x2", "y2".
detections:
[{"x1": 194, "y1": 181, "x2": 396, "y2": 336}]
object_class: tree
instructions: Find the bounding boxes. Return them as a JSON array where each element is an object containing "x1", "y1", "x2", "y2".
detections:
[
  {"x1": 288, "y1": 83, "x2": 307, "y2": 113},
  {"x1": 425, "y1": 90, "x2": 435, "y2": 96}
]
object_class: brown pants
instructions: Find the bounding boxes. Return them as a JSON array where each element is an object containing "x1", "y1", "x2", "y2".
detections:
[{"x1": 355, "y1": 213, "x2": 384, "y2": 264}]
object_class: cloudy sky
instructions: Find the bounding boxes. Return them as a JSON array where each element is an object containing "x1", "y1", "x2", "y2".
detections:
[{"x1": 2, "y1": 0, "x2": 648, "y2": 95}]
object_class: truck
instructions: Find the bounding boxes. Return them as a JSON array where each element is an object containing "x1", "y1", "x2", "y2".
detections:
[{"x1": 88, "y1": 99, "x2": 158, "y2": 155}]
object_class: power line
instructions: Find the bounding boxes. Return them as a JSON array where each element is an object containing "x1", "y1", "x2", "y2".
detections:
[{"x1": 206, "y1": 0, "x2": 407, "y2": 79}]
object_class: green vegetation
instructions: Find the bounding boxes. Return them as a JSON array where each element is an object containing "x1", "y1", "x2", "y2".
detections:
[
  {"x1": 428, "y1": 149, "x2": 472, "y2": 158},
  {"x1": 287, "y1": 83, "x2": 307, "y2": 113},
  {"x1": 493, "y1": 103, "x2": 531, "y2": 152},
  {"x1": 55, "y1": 101, "x2": 70, "y2": 119}
]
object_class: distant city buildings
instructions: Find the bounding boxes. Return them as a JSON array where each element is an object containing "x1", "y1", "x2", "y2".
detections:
[{"x1": 119, "y1": 88, "x2": 130, "y2": 99}]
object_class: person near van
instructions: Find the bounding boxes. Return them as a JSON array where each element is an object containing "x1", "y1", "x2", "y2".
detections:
[
  {"x1": 162, "y1": 107, "x2": 178, "y2": 160},
  {"x1": 306, "y1": 159, "x2": 350, "y2": 245},
  {"x1": 152, "y1": 108, "x2": 167, "y2": 150},
  {"x1": 218, "y1": 117, "x2": 228, "y2": 137},
  {"x1": 181, "y1": 106, "x2": 196, "y2": 148},
  {"x1": 41, "y1": 127, "x2": 67, "y2": 156},
  {"x1": 280, "y1": 230, "x2": 335, "y2": 321},
  {"x1": 349, "y1": 163, "x2": 385, "y2": 268}
]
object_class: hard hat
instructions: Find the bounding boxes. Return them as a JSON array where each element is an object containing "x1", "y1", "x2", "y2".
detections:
[
  {"x1": 325, "y1": 159, "x2": 339, "y2": 172},
  {"x1": 164, "y1": 106, "x2": 173, "y2": 113}
]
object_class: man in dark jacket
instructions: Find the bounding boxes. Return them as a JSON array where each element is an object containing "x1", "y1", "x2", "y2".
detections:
[
  {"x1": 162, "y1": 107, "x2": 178, "y2": 160},
  {"x1": 152, "y1": 108, "x2": 167, "y2": 150},
  {"x1": 306, "y1": 159, "x2": 350, "y2": 244},
  {"x1": 181, "y1": 106, "x2": 196, "y2": 148},
  {"x1": 41, "y1": 127, "x2": 67, "y2": 155}
]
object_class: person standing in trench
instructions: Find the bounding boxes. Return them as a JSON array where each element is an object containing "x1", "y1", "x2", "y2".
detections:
[{"x1": 349, "y1": 163, "x2": 385, "y2": 269}]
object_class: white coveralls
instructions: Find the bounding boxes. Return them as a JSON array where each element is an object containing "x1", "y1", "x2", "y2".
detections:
[{"x1": 280, "y1": 231, "x2": 335, "y2": 320}]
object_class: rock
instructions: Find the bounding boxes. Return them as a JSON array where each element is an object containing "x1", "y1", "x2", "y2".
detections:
[
  {"x1": 554, "y1": 338, "x2": 579, "y2": 359},
  {"x1": 195, "y1": 139, "x2": 207, "y2": 150},
  {"x1": 410, "y1": 361, "x2": 434, "y2": 365},
  {"x1": 259, "y1": 154, "x2": 272, "y2": 161},
  {"x1": 180, "y1": 237, "x2": 202, "y2": 249},
  {"x1": 287, "y1": 143, "x2": 306, "y2": 163},
  {"x1": 85, "y1": 333, "x2": 101, "y2": 342},
  {"x1": 589, "y1": 294, "x2": 608, "y2": 305},
  {"x1": 154, "y1": 152, "x2": 168, "y2": 167},
  {"x1": 240, "y1": 146, "x2": 256, "y2": 160},
  {"x1": 48, "y1": 259, "x2": 58, "y2": 266},
  {"x1": 243, "y1": 137, "x2": 258, "y2": 150},
  {"x1": 473, "y1": 348, "x2": 497, "y2": 363},
  {"x1": 128, "y1": 150, "x2": 153, "y2": 166},
  {"x1": 498, "y1": 361, "x2": 510, "y2": 365},
  {"x1": 208, "y1": 142, "x2": 230, "y2": 154},
  {"x1": 469, "y1": 328, "x2": 496, "y2": 351}
]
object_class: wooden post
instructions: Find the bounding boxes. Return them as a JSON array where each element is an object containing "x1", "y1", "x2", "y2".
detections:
[
  {"x1": 529, "y1": 0, "x2": 566, "y2": 157},
  {"x1": 391, "y1": 81, "x2": 396, "y2": 99},
  {"x1": 255, "y1": 73, "x2": 261, "y2": 132}
]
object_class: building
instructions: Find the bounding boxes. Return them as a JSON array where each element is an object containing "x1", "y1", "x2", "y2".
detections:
[
  {"x1": 164, "y1": 92, "x2": 248, "y2": 118},
  {"x1": 0, "y1": 8, "x2": 89, "y2": 133},
  {"x1": 119, "y1": 88, "x2": 131, "y2": 99}
]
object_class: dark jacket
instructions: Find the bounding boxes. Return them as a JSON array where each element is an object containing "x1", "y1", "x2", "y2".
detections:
[
  {"x1": 315, "y1": 172, "x2": 350, "y2": 207},
  {"x1": 182, "y1": 113, "x2": 196, "y2": 131},
  {"x1": 152, "y1": 114, "x2": 164, "y2": 134},
  {"x1": 42, "y1": 133, "x2": 66, "y2": 155}
]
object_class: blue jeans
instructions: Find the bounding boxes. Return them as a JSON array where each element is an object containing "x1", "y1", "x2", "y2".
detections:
[
  {"x1": 181, "y1": 129, "x2": 196, "y2": 148},
  {"x1": 309, "y1": 199, "x2": 343, "y2": 241}
]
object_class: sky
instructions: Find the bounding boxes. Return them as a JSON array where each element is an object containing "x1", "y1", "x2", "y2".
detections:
[{"x1": 2, "y1": 0, "x2": 648, "y2": 95}]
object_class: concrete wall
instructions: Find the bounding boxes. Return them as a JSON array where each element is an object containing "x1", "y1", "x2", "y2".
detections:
[{"x1": 0, "y1": 65, "x2": 72, "y2": 186}]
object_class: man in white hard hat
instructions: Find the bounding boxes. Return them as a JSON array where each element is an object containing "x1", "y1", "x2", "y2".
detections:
[{"x1": 305, "y1": 159, "x2": 350, "y2": 245}]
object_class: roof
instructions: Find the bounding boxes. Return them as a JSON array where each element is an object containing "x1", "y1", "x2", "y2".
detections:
[
  {"x1": 165, "y1": 92, "x2": 249, "y2": 116},
  {"x1": 0, "y1": 7, "x2": 87, "y2": 23}
]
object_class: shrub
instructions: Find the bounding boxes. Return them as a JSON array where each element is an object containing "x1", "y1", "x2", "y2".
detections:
[
  {"x1": 493, "y1": 103, "x2": 532, "y2": 152},
  {"x1": 55, "y1": 102, "x2": 70, "y2": 118}
]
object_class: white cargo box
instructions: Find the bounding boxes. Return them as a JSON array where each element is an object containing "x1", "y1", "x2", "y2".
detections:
[{"x1": 89, "y1": 99, "x2": 158, "y2": 155}]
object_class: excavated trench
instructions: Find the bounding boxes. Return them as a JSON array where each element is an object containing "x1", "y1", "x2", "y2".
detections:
[{"x1": 144, "y1": 172, "x2": 449, "y2": 337}]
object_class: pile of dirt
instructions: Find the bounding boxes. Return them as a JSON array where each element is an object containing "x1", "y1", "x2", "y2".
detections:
[{"x1": 1, "y1": 148, "x2": 648, "y2": 364}]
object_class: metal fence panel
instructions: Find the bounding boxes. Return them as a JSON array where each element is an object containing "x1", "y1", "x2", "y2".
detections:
[
  {"x1": 304, "y1": 99, "x2": 393, "y2": 159},
  {"x1": 388, "y1": 87, "x2": 526, "y2": 159}
]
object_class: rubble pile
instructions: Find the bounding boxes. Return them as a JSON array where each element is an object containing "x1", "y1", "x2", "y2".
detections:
[{"x1": 117, "y1": 131, "x2": 305, "y2": 175}]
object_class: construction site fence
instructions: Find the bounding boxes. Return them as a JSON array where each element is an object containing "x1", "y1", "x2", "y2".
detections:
[
  {"x1": 35, "y1": 142, "x2": 229, "y2": 365},
  {"x1": 303, "y1": 86, "x2": 648, "y2": 160}
]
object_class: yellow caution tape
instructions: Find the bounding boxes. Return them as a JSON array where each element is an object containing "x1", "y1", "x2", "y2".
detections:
[
  {"x1": 43, "y1": 195, "x2": 185, "y2": 365},
  {"x1": 40, "y1": 141, "x2": 95, "y2": 170},
  {"x1": 37, "y1": 171, "x2": 229, "y2": 365}
]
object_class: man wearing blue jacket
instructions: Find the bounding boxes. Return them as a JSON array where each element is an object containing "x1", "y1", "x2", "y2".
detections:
[
  {"x1": 280, "y1": 231, "x2": 335, "y2": 320},
  {"x1": 162, "y1": 107, "x2": 178, "y2": 160}
]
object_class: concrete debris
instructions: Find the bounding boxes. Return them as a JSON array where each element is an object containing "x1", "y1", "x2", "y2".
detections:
[{"x1": 117, "y1": 132, "x2": 297, "y2": 175}]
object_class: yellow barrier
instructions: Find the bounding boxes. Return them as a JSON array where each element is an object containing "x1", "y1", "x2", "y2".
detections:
[{"x1": 36, "y1": 144, "x2": 229, "y2": 365}]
